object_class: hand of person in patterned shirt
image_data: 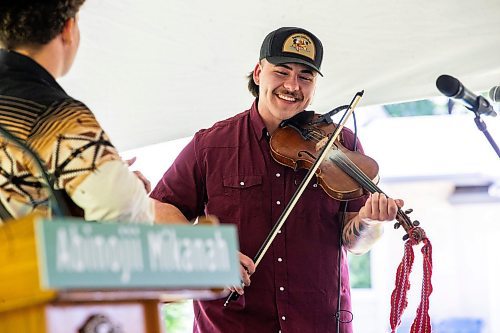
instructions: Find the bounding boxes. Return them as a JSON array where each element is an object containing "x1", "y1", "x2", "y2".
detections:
[{"x1": 125, "y1": 156, "x2": 151, "y2": 193}]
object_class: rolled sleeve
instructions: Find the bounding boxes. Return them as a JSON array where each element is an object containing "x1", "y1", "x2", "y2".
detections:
[
  {"x1": 71, "y1": 160, "x2": 154, "y2": 223},
  {"x1": 150, "y1": 136, "x2": 205, "y2": 221}
]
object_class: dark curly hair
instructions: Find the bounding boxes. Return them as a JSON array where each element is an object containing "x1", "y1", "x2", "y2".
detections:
[{"x1": 0, "y1": 0, "x2": 86, "y2": 49}]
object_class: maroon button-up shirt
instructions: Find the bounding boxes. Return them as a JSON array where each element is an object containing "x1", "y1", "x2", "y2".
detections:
[{"x1": 151, "y1": 101, "x2": 368, "y2": 333}]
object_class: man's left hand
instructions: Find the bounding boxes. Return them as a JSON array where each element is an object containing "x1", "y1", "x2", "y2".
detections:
[{"x1": 358, "y1": 192, "x2": 404, "y2": 225}]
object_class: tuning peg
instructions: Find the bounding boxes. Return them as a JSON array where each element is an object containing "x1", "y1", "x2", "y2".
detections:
[
  {"x1": 405, "y1": 208, "x2": 413, "y2": 215},
  {"x1": 413, "y1": 220, "x2": 420, "y2": 226},
  {"x1": 402, "y1": 234, "x2": 409, "y2": 241},
  {"x1": 393, "y1": 222, "x2": 401, "y2": 229}
]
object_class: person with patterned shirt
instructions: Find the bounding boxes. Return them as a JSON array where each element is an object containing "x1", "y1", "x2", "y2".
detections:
[
  {"x1": 150, "y1": 27, "x2": 405, "y2": 332},
  {"x1": 0, "y1": 0, "x2": 184, "y2": 224}
]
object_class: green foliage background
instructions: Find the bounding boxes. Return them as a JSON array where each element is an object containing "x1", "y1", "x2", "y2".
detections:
[{"x1": 348, "y1": 251, "x2": 371, "y2": 288}]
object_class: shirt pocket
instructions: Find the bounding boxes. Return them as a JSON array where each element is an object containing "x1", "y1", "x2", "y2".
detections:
[
  {"x1": 221, "y1": 175, "x2": 263, "y2": 221},
  {"x1": 292, "y1": 171, "x2": 341, "y2": 226},
  {"x1": 223, "y1": 175, "x2": 262, "y2": 191}
]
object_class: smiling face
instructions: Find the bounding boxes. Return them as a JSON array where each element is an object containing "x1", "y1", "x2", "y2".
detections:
[{"x1": 254, "y1": 59, "x2": 318, "y2": 134}]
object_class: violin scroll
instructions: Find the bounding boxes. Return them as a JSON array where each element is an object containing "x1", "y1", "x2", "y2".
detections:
[{"x1": 395, "y1": 208, "x2": 426, "y2": 243}]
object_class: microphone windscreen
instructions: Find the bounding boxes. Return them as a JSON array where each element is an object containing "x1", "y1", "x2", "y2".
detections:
[
  {"x1": 436, "y1": 74, "x2": 460, "y2": 97},
  {"x1": 489, "y1": 85, "x2": 500, "y2": 102}
]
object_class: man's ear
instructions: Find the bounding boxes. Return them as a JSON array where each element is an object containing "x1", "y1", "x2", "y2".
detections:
[
  {"x1": 253, "y1": 62, "x2": 262, "y2": 85},
  {"x1": 61, "y1": 18, "x2": 75, "y2": 44}
]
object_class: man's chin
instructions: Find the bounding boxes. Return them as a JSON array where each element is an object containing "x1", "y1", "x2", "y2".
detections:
[{"x1": 277, "y1": 110, "x2": 302, "y2": 121}]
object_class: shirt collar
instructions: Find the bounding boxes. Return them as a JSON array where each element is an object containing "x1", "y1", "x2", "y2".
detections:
[
  {"x1": 0, "y1": 49, "x2": 66, "y2": 93},
  {"x1": 249, "y1": 98, "x2": 270, "y2": 141}
]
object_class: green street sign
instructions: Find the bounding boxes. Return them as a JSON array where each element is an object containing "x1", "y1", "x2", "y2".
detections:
[{"x1": 35, "y1": 219, "x2": 240, "y2": 289}]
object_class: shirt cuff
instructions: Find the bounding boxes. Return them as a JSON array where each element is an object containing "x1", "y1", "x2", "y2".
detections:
[{"x1": 70, "y1": 160, "x2": 154, "y2": 223}]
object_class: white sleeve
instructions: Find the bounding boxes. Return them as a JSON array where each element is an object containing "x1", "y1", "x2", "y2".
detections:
[{"x1": 70, "y1": 160, "x2": 154, "y2": 224}]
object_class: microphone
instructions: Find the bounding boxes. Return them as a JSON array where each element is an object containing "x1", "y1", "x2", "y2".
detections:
[
  {"x1": 489, "y1": 85, "x2": 500, "y2": 102},
  {"x1": 436, "y1": 74, "x2": 497, "y2": 117}
]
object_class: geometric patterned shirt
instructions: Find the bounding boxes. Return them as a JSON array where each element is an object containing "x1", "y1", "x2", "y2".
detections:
[{"x1": 0, "y1": 50, "x2": 153, "y2": 223}]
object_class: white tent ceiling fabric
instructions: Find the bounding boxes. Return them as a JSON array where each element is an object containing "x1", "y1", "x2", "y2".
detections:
[{"x1": 60, "y1": 0, "x2": 500, "y2": 151}]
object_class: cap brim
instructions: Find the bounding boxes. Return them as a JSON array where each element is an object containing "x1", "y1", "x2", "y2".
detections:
[{"x1": 266, "y1": 56, "x2": 323, "y2": 76}]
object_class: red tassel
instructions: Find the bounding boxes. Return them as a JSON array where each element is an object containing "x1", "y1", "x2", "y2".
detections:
[{"x1": 389, "y1": 229, "x2": 433, "y2": 333}]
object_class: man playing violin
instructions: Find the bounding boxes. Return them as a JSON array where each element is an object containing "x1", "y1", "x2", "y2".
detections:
[{"x1": 151, "y1": 27, "x2": 403, "y2": 333}]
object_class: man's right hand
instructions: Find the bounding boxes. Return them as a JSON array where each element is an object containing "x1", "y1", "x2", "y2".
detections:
[{"x1": 228, "y1": 252, "x2": 256, "y2": 295}]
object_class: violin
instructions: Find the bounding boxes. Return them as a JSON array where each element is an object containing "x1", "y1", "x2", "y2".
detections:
[
  {"x1": 269, "y1": 109, "x2": 423, "y2": 242},
  {"x1": 270, "y1": 110, "x2": 379, "y2": 201}
]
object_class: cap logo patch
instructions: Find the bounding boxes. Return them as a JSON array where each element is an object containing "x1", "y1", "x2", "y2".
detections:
[{"x1": 282, "y1": 34, "x2": 316, "y2": 60}]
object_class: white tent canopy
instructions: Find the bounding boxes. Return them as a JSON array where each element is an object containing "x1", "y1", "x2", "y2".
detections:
[{"x1": 61, "y1": 0, "x2": 500, "y2": 151}]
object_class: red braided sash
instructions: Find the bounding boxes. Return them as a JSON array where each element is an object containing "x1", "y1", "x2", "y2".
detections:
[{"x1": 390, "y1": 228, "x2": 433, "y2": 333}]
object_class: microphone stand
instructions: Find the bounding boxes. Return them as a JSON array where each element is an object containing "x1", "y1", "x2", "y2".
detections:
[{"x1": 470, "y1": 96, "x2": 500, "y2": 158}]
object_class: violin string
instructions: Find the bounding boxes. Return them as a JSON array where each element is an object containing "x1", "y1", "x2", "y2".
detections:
[
  {"x1": 305, "y1": 129, "x2": 413, "y2": 228},
  {"x1": 335, "y1": 153, "x2": 413, "y2": 227},
  {"x1": 305, "y1": 130, "x2": 379, "y2": 192},
  {"x1": 334, "y1": 151, "x2": 379, "y2": 193}
]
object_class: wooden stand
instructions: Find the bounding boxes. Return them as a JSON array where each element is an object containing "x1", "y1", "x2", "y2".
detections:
[{"x1": 0, "y1": 215, "x2": 236, "y2": 333}]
